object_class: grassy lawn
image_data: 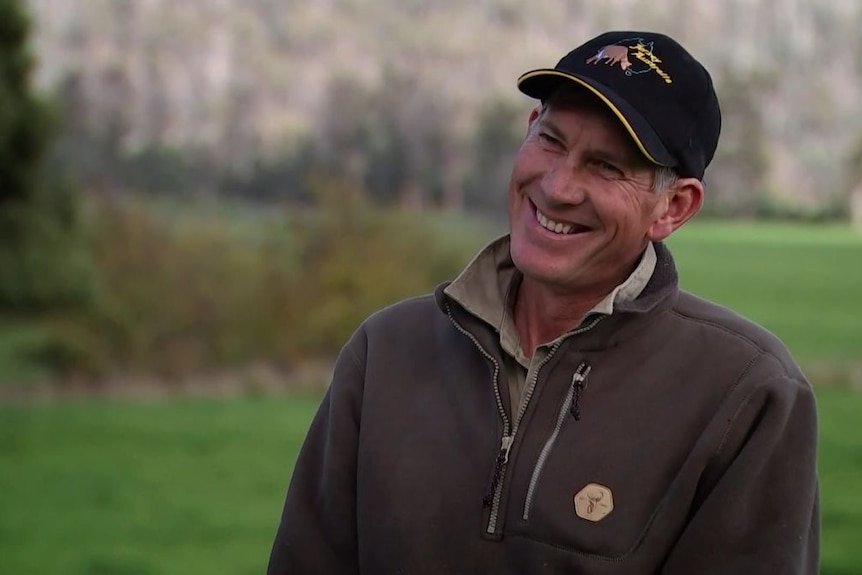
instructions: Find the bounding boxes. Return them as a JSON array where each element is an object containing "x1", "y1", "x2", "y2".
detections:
[
  {"x1": 818, "y1": 389, "x2": 862, "y2": 574},
  {"x1": 0, "y1": 395, "x2": 321, "y2": 575},
  {"x1": 0, "y1": 389, "x2": 860, "y2": 574}
]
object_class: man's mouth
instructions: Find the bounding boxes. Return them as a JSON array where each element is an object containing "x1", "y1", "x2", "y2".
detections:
[{"x1": 534, "y1": 205, "x2": 589, "y2": 235}]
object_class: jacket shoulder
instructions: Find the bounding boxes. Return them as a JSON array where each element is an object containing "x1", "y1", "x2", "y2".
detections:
[
  {"x1": 361, "y1": 292, "x2": 446, "y2": 334},
  {"x1": 671, "y1": 290, "x2": 805, "y2": 381}
]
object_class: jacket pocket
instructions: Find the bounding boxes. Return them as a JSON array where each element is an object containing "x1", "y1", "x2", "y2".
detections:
[
  {"x1": 523, "y1": 362, "x2": 591, "y2": 521},
  {"x1": 514, "y1": 363, "x2": 669, "y2": 559}
]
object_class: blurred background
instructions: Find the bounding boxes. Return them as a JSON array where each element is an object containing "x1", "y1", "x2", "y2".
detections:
[{"x1": 0, "y1": 0, "x2": 860, "y2": 573}]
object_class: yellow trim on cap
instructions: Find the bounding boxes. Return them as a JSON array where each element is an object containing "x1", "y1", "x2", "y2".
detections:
[{"x1": 518, "y1": 70, "x2": 671, "y2": 167}]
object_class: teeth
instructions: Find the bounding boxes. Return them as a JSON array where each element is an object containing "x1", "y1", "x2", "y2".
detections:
[{"x1": 536, "y1": 208, "x2": 575, "y2": 235}]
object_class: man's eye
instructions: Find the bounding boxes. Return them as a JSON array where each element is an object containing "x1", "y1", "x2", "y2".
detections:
[
  {"x1": 594, "y1": 159, "x2": 623, "y2": 176},
  {"x1": 538, "y1": 132, "x2": 561, "y2": 147}
]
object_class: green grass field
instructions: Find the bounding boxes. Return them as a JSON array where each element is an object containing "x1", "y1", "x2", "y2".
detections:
[
  {"x1": 0, "y1": 395, "x2": 321, "y2": 575},
  {"x1": 0, "y1": 390, "x2": 860, "y2": 575}
]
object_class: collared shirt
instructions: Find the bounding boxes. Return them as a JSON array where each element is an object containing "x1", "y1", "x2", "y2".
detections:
[{"x1": 445, "y1": 236, "x2": 657, "y2": 417}]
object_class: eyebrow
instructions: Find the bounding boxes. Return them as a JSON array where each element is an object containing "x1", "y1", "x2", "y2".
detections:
[
  {"x1": 539, "y1": 115, "x2": 644, "y2": 169},
  {"x1": 537, "y1": 116, "x2": 567, "y2": 143},
  {"x1": 588, "y1": 148, "x2": 636, "y2": 168}
]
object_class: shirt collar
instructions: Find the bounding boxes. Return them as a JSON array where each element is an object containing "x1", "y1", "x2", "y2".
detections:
[{"x1": 444, "y1": 235, "x2": 657, "y2": 358}]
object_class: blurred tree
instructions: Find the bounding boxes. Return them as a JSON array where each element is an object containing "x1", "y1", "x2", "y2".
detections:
[
  {"x1": 313, "y1": 69, "x2": 456, "y2": 209},
  {"x1": 845, "y1": 133, "x2": 862, "y2": 225},
  {"x1": 220, "y1": 139, "x2": 320, "y2": 204},
  {"x1": 316, "y1": 74, "x2": 377, "y2": 190},
  {"x1": 53, "y1": 69, "x2": 126, "y2": 194},
  {"x1": 463, "y1": 97, "x2": 524, "y2": 214},
  {"x1": 22, "y1": 0, "x2": 862, "y2": 217},
  {"x1": 370, "y1": 66, "x2": 452, "y2": 209},
  {"x1": 704, "y1": 68, "x2": 772, "y2": 216},
  {"x1": 0, "y1": 0, "x2": 92, "y2": 310},
  {"x1": 848, "y1": 133, "x2": 862, "y2": 190}
]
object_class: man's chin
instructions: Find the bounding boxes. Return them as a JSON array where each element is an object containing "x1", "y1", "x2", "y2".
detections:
[{"x1": 511, "y1": 250, "x2": 577, "y2": 285}]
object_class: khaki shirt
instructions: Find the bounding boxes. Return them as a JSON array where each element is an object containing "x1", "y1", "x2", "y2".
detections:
[{"x1": 445, "y1": 236, "x2": 656, "y2": 417}]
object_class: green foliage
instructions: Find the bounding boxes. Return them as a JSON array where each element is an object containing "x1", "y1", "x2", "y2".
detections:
[
  {"x1": 45, "y1": 182, "x2": 487, "y2": 379},
  {"x1": 286, "y1": 177, "x2": 474, "y2": 352},
  {"x1": 0, "y1": 184, "x2": 94, "y2": 309},
  {"x1": 1, "y1": 388, "x2": 861, "y2": 574},
  {"x1": 0, "y1": 0, "x2": 44, "y2": 202},
  {"x1": 77, "y1": 196, "x2": 296, "y2": 377},
  {"x1": 0, "y1": 0, "x2": 92, "y2": 311},
  {"x1": 0, "y1": 319, "x2": 55, "y2": 382},
  {"x1": 1, "y1": 202, "x2": 860, "y2": 384}
]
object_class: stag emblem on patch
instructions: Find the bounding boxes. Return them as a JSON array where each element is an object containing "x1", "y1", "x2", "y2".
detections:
[{"x1": 574, "y1": 483, "x2": 614, "y2": 522}]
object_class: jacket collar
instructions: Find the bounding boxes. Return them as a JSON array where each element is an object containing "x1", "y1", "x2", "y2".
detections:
[{"x1": 436, "y1": 236, "x2": 680, "y2": 352}]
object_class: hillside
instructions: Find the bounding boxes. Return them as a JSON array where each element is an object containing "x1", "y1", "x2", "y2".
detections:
[{"x1": 24, "y1": 0, "x2": 862, "y2": 208}]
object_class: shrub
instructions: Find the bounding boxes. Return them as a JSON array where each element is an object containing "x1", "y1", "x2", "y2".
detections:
[{"x1": 57, "y1": 184, "x2": 484, "y2": 381}]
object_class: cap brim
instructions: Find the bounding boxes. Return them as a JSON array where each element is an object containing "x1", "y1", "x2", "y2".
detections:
[{"x1": 517, "y1": 69, "x2": 676, "y2": 169}]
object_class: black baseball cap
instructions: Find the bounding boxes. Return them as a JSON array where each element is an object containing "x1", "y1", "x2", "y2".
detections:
[{"x1": 518, "y1": 31, "x2": 721, "y2": 180}]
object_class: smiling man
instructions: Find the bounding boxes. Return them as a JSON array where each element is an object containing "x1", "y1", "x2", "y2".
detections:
[{"x1": 268, "y1": 31, "x2": 820, "y2": 574}]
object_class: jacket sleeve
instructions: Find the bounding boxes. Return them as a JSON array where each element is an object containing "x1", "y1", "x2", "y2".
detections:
[
  {"x1": 267, "y1": 331, "x2": 366, "y2": 575},
  {"x1": 661, "y1": 375, "x2": 820, "y2": 574}
]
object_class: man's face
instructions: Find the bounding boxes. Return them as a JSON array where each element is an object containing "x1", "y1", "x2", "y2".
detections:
[{"x1": 507, "y1": 91, "x2": 670, "y2": 296}]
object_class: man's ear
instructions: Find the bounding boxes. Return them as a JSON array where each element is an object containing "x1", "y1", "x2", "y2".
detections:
[
  {"x1": 527, "y1": 105, "x2": 542, "y2": 133},
  {"x1": 647, "y1": 178, "x2": 704, "y2": 242}
]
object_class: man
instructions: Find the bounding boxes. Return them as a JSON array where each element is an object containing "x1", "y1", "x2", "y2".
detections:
[{"x1": 268, "y1": 31, "x2": 819, "y2": 574}]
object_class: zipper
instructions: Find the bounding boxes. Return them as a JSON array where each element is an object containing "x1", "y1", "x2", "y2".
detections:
[
  {"x1": 446, "y1": 302, "x2": 603, "y2": 536},
  {"x1": 485, "y1": 316, "x2": 602, "y2": 534},
  {"x1": 522, "y1": 362, "x2": 592, "y2": 520},
  {"x1": 444, "y1": 303, "x2": 507, "y2": 429},
  {"x1": 483, "y1": 339, "x2": 562, "y2": 533},
  {"x1": 444, "y1": 304, "x2": 511, "y2": 516}
]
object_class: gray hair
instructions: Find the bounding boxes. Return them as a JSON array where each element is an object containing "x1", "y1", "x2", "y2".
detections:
[{"x1": 651, "y1": 166, "x2": 679, "y2": 193}]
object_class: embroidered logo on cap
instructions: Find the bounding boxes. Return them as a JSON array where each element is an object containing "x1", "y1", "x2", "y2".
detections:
[
  {"x1": 574, "y1": 483, "x2": 614, "y2": 522},
  {"x1": 586, "y1": 39, "x2": 673, "y2": 84}
]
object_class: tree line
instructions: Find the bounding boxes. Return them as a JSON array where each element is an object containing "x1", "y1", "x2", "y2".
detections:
[{"x1": 25, "y1": 0, "x2": 862, "y2": 217}]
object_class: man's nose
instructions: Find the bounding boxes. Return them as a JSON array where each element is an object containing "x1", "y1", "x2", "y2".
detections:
[{"x1": 541, "y1": 160, "x2": 587, "y2": 204}]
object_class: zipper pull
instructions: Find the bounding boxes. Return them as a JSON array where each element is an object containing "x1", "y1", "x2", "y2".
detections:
[
  {"x1": 500, "y1": 434, "x2": 515, "y2": 463},
  {"x1": 570, "y1": 363, "x2": 592, "y2": 421}
]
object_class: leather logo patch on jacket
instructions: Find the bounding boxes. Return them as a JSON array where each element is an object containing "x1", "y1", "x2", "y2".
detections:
[{"x1": 574, "y1": 483, "x2": 614, "y2": 522}]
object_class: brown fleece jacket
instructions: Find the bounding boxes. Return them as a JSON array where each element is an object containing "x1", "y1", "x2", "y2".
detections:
[{"x1": 267, "y1": 242, "x2": 820, "y2": 574}]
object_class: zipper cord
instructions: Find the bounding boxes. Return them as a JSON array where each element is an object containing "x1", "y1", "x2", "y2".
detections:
[
  {"x1": 484, "y1": 434, "x2": 515, "y2": 505},
  {"x1": 484, "y1": 449, "x2": 506, "y2": 505},
  {"x1": 570, "y1": 363, "x2": 592, "y2": 421}
]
